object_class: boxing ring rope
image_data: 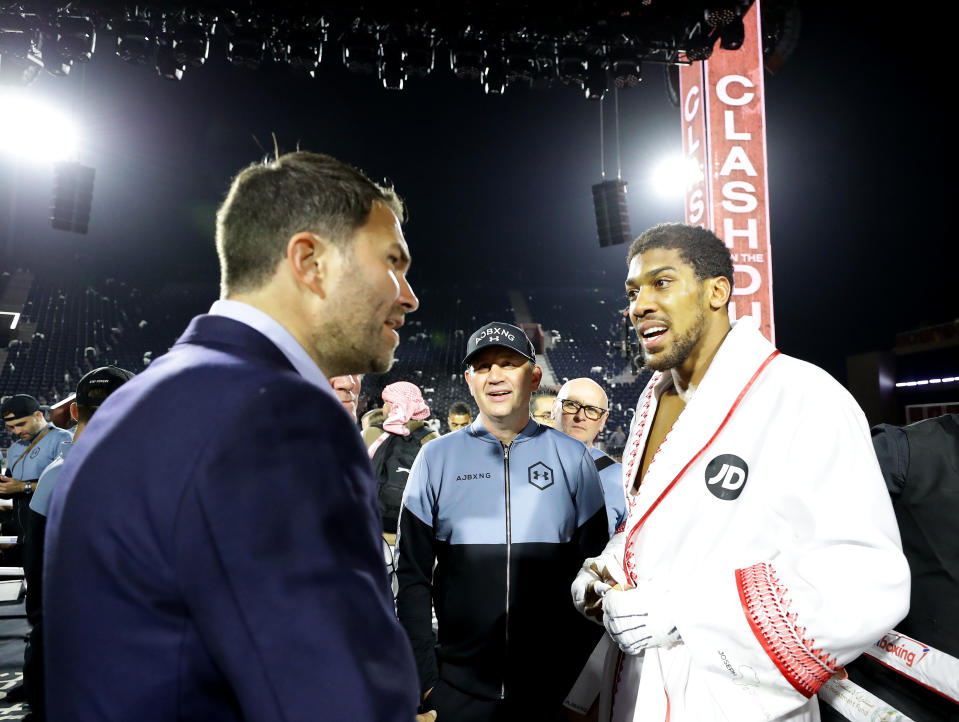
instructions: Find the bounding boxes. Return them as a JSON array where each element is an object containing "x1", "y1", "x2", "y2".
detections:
[{"x1": 821, "y1": 629, "x2": 959, "y2": 721}]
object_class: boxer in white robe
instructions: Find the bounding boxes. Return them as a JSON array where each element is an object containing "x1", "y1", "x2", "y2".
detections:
[{"x1": 571, "y1": 223, "x2": 910, "y2": 722}]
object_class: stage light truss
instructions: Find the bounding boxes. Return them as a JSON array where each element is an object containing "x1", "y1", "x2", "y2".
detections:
[{"x1": 0, "y1": 2, "x2": 759, "y2": 93}]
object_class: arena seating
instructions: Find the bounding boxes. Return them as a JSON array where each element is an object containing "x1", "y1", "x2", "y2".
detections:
[
  {"x1": 1, "y1": 272, "x2": 652, "y2": 455},
  {"x1": 522, "y1": 285, "x2": 652, "y2": 444}
]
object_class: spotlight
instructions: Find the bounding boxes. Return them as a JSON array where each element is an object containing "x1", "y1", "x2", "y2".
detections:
[
  {"x1": 342, "y1": 25, "x2": 379, "y2": 75},
  {"x1": 379, "y1": 41, "x2": 405, "y2": 90},
  {"x1": 685, "y1": 34, "x2": 715, "y2": 61},
  {"x1": 482, "y1": 51, "x2": 506, "y2": 95},
  {"x1": 504, "y1": 41, "x2": 536, "y2": 85},
  {"x1": 557, "y1": 45, "x2": 587, "y2": 86},
  {"x1": 450, "y1": 36, "x2": 483, "y2": 80},
  {"x1": 155, "y1": 29, "x2": 185, "y2": 81},
  {"x1": 39, "y1": 29, "x2": 72, "y2": 75},
  {"x1": 705, "y1": 8, "x2": 737, "y2": 27},
  {"x1": 228, "y1": 23, "x2": 266, "y2": 70},
  {"x1": 114, "y1": 17, "x2": 154, "y2": 65},
  {"x1": 610, "y1": 46, "x2": 641, "y2": 88},
  {"x1": 403, "y1": 31, "x2": 434, "y2": 77},
  {"x1": 0, "y1": 12, "x2": 38, "y2": 56},
  {"x1": 584, "y1": 59, "x2": 608, "y2": 100},
  {"x1": 0, "y1": 52, "x2": 42, "y2": 86},
  {"x1": 532, "y1": 40, "x2": 557, "y2": 87},
  {"x1": 0, "y1": 88, "x2": 79, "y2": 162},
  {"x1": 172, "y1": 16, "x2": 212, "y2": 67},
  {"x1": 56, "y1": 16, "x2": 95, "y2": 63},
  {"x1": 285, "y1": 25, "x2": 324, "y2": 74},
  {"x1": 720, "y1": 17, "x2": 745, "y2": 50}
]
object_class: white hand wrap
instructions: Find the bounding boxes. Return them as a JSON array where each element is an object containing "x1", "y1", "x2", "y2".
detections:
[
  {"x1": 571, "y1": 558, "x2": 602, "y2": 617},
  {"x1": 602, "y1": 586, "x2": 682, "y2": 656}
]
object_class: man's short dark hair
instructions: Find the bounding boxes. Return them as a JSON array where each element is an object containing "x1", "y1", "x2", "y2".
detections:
[
  {"x1": 448, "y1": 401, "x2": 471, "y2": 417},
  {"x1": 626, "y1": 223, "x2": 734, "y2": 291},
  {"x1": 530, "y1": 388, "x2": 557, "y2": 410},
  {"x1": 215, "y1": 151, "x2": 405, "y2": 296}
]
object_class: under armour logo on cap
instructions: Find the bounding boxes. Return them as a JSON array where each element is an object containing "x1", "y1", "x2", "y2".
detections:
[{"x1": 463, "y1": 321, "x2": 536, "y2": 366}]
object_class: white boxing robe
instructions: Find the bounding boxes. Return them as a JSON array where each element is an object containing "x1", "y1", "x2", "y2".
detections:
[{"x1": 593, "y1": 316, "x2": 910, "y2": 722}]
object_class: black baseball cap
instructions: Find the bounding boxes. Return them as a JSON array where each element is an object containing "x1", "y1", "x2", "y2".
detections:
[
  {"x1": 463, "y1": 322, "x2": 536, "y2": 367},
  {"x1": 76, "y1": 366, "x2": 135, "y2": 408},
  {"x1": 1, "y1": 394, "x2": 40, "y2": 421}
]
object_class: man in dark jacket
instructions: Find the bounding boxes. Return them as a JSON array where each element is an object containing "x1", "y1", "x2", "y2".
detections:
[
  {"x1": 43, "y1": 152, "x2": 430, "y2": 722},
  {"x1": 396, "y1": 322, "x2": 609, "y2": 721}
]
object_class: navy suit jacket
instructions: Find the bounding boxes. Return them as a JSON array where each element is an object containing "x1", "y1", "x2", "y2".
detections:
[{"x1": 44, "y1": 315, "x2": 419, "y2": 721}]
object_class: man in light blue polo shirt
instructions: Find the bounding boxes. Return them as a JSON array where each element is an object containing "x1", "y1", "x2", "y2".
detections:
[{"x1": 1, "y1": 395, "x2": 73, "y2": 558}]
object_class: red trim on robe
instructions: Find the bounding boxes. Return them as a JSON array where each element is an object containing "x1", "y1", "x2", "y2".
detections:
[{"x1": 736, "y1": 563, "x2": 839, "y2": 698}]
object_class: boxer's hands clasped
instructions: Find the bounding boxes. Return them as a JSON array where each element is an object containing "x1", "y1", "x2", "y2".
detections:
[{"x1": 571, "y1": 559, "x2": 622, "y2": 624}]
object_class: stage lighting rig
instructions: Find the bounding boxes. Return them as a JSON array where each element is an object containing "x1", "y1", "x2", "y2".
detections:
[{"x1": 0, "y1": 2, "x2": 765, "y2": 94}]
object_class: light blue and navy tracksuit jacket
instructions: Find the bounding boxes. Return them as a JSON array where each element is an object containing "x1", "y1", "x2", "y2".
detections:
[{"x1": 395, "y1": 418, "x2": 609, "y2": 706}]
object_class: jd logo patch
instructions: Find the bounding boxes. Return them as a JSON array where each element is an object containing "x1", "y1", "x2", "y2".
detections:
[
  {"x1": 704, "y1": 454, "x2": 749, "y2": 500},
  {"x1": 528, "y1": 462, "x2": 554, "y2": 490}
]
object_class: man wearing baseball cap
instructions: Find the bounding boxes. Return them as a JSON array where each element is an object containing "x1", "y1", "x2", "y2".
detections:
[
  {"x1": 21, "y1": 366, "x2": 134, "y2": 721},
  {"x1": 396, "y1": 321, "x2": 610, "y2": 721},
  {"x1": 1, "y1": 394, "x2": 73, "y2": 562}
]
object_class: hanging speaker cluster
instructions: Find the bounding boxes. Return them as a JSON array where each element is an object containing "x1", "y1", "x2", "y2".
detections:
[
  {"x1": 50, "y1": 161, "x2": 95, "y2": 233},
  {"x1": 592, "y1": 178, "x2": 631, "y2": 248}
]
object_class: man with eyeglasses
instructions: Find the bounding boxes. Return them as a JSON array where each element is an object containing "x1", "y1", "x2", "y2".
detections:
[
  {"x1": 553, "y1": 378, "x2": 626, "y2": 536},
  {"x1": 396, "y1": 321, "x2": 609, "y2": 722}
]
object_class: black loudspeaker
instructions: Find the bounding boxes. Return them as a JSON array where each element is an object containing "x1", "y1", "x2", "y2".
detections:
[
  {"x1": 592, "y1": 179, "x2": 631, "y2": 248},
  {"x1": 51, "y1": 162, "x2": 96, "y2": 234}
]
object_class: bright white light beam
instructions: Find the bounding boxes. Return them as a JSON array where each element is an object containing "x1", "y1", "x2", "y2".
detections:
[
  {"x1": 650, "y1": 154, "x2": 702, "y2": 199},
  {"x1": 0, "y1": 88, "x2": 79, "y2": 163}
]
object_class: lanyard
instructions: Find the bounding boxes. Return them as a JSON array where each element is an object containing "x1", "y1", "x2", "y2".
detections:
[{"x1": 8, "y1": 425, "x2": 54, "y2": 478}]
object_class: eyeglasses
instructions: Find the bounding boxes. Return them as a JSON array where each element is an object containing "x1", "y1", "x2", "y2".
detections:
[
  {"x1": 559, "y1": 399, "x2": 608, "y2": 420},
  {"x1": 532, "y1": 411, "x2": 553, "y2": 422}
]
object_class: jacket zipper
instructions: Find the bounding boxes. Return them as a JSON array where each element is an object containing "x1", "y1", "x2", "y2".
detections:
[{"x1": 501, "y1": 441, "x2": 511, "y2": 699}]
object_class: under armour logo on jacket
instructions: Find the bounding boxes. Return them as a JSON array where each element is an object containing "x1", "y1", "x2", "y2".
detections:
[
  {"x1": 528, "y1": 462, "x2": 554, "y2": 490},
  {"x1": 704, "y1": 454, "x2": 749, "y2": 500}
]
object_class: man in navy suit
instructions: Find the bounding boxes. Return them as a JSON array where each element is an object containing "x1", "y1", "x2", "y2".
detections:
[{"x1": 43, "y1": 152, "x2": 431, "y2": 721}]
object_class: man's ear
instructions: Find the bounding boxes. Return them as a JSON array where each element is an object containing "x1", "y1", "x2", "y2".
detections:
[
  {"x1": 530, "y1": 364, "x2": 543, "y2": 392},
  {"x1": 287, "y1": 232, "x2": 333, "y2": 297},
  {"x1": 707, "y1": 275, "x2": 732, "y2": 310},
  {"x1": 69, "y1": 402, "x2": 78, "y2": 422}
]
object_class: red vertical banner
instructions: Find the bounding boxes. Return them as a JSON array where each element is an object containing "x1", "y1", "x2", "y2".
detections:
[
  {"x1": 679, "y1": 62, "x2": 711, "y2": 228},
  {"x1": 700, "y1": 1, "x2": 775, "y2": 343}
]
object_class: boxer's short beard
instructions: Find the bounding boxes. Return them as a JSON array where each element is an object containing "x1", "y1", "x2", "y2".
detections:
[{"x1": 642, "y1": 306, "x2": 706, "y2": 372}]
